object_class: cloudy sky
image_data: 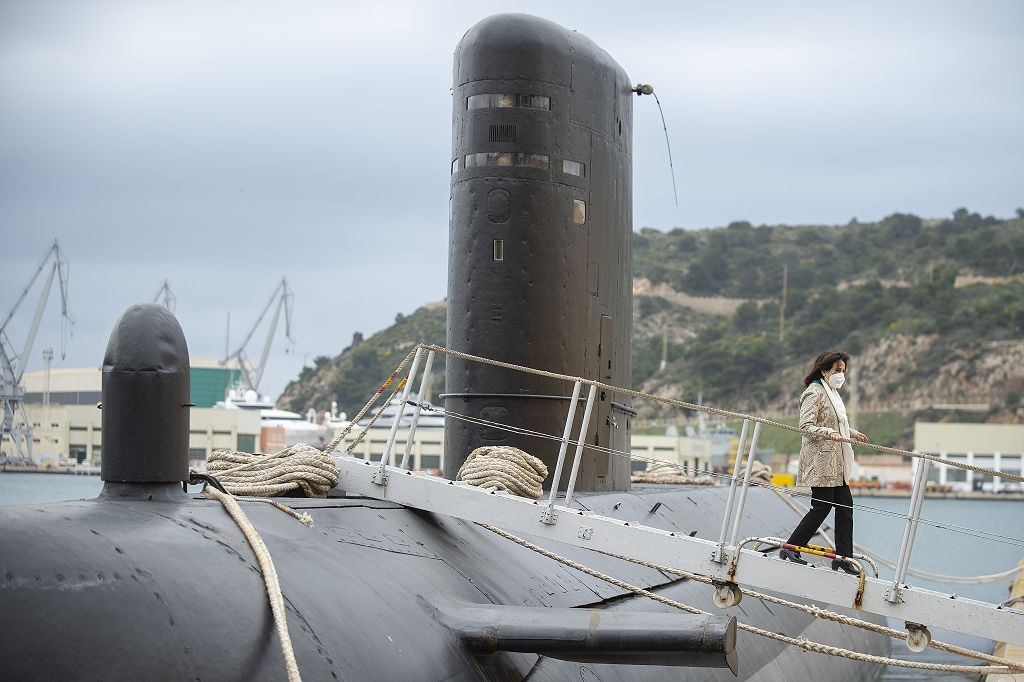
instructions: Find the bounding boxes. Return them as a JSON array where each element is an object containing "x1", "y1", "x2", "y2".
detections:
[{"x1": 1, "y1": 1, "x2": 1021, "y2": 399}]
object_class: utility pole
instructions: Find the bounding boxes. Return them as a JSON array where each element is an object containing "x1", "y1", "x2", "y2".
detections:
[
  {"x1": 779, "y1": 264, "x2": 788, "y2": 343},
  {"x1": 848, "y1": 356, "x2": 859, "y2": 432},
  {"x1": 42, "y1": 348, "x2": 53, "y2": 406}
]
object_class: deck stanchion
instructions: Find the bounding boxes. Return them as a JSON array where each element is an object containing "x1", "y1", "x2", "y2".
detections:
[
  {"x1": 374, "y1": 347, "x2": 423, "y2": 485},
  {"x1": 716, "y1": 419, "x2": 750, "y2": 563},
  {"x1": 562, "y1": 383, "x2": 599, "y2": 512},
  {"x1": 541, "y1": 380, "x2": 583, "y2": 524},
  {"x1": 897, "y1": 459, "x2": 931, "y2": 590},
  {"x1": 887, "y1": 457, "x2": 930, "y2": 602},
  {"x1": 399, "y1": 350, "x2": 435, "y2": 470},
  {"x1": 728, "y1": 421, "x2": 762, "y2": 549}
]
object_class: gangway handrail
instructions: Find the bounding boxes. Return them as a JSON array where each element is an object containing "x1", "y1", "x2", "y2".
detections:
[
  {"x1": 333, "y1": 343, "x2": 1024, "y2": 552},
  {"x1": 328, "y1": 342, "x2": 1024, "y2": 648},
  {"x1": 417, "y1": 343, "x2": 1024, "y2": 483},
  {"x1": 334, "y1": 455, "x2": 1024, "y2": 648},
  {"x1": 382, "y1": 393, "x2": 1024, "y2": 551}
]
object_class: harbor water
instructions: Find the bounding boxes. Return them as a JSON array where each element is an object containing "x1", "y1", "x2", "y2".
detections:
[
  {"x1": 853, "y1": 494, "x2": 1024, "y2": 680},
  {"x1": 2, "y1": 472, "x2": 1021, "y2": 679}
]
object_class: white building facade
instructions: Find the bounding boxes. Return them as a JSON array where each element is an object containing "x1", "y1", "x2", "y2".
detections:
[{"x1": 914, "y1": 422, "x2": 1024, "y2": 492}]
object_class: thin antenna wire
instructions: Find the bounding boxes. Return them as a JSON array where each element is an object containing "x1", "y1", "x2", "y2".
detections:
[{"x1": 652, "y1": 92, "x2": 678, "y2": 206}]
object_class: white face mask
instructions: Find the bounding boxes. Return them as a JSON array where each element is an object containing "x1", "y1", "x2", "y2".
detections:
[{"x1": 828, "y1": 372, "x2": 846, "y2": 389}]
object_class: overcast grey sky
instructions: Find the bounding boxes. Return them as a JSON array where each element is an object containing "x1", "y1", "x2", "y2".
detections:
[{"x1": 1, "y1": 1, "x2": 1021, "y2": 400}]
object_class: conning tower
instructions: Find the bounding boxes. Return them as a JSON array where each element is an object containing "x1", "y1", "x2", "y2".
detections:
[{"x1": 444, "y1": 13, "x2": 635, "y2": 492}]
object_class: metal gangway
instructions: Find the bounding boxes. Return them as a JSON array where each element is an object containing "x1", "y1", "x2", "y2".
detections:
[{"x1": 330, "y1": 344, "x2": 1024, "y2": 650}]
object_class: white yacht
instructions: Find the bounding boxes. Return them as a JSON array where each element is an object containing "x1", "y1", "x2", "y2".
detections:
[{"x1": 215, "y1": 387, "x2": 332, "y2": 450}]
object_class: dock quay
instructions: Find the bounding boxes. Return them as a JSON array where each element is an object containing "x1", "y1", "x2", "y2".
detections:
[
  {"x1": 0, "y1": 464, "x2": 100, "y2": 476},
  {"x1": 851, "y1": 489, "x2": 1024, "y2": 501}
]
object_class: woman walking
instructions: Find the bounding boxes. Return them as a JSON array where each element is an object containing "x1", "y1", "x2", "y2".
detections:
[{"x1": 780, "y1": 350, "x2": 869, "y2": 573}]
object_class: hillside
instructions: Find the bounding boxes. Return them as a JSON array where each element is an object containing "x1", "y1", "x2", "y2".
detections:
[
  {"x1": 280, "y1": 208, "x2": 1024, "y2": 433},
  {"x1": 631, "y1": 209, "x2": 1024, "y2": 419},
  {"x1": 280, "y1": 303, "x2": 447, "y2": 419}
]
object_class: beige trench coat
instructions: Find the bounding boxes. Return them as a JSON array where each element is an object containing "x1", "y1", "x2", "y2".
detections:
[{"x1": 795, "y1": 381, "x2": 862, "y2": 487}]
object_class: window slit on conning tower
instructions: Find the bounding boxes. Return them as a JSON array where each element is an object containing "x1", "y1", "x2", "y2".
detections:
[
  {"x1": 467, "y1": 94, "x2": 550, "y2": 110},
  {"x1": 492, "y1": 239, "x2": 504, "y2": 261},
  {"x1": 465, "y1": 152, "x2": 549, "y2": 170},
  {"x1": 563, "y1": 159, "x2": 585, "y2": 177},
  {"x1": 573, "y1": 199, "x2": 587, "y2": 225}
]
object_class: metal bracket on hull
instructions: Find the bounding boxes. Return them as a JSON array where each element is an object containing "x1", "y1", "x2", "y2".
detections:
[{"x1": 335, "y1": 455, "x2": 1024, "y2": 648}]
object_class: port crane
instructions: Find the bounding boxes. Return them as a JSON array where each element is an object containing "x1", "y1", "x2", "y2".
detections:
[
  {"x1": 221, "y1": 277, "x2": 294, "y2": 395},
  {"x1": 0, "y1": 240, "x2": 73, "y2": 463}
]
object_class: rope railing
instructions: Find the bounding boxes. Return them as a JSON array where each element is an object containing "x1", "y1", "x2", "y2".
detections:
[
  {"x1": 329, "y1": 345, "x2": 1024, "y2": 550},
  {"x1": 420, "y1": 343, "x2": 1024, "y2": 483},
  {"x1": 421, "y1": 399, "x2": 1024, "y2": 550},
  {"x1": 329, "y1": 343, "x2": 1024, "y2": 561},
  {"x1": 323, "y1": 347, "x2": 419, "y2": 455}
]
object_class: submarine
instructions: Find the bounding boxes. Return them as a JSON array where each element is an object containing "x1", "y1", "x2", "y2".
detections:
[{"x1": 0, "y1": 14, "x2": 891, "y2": 681}]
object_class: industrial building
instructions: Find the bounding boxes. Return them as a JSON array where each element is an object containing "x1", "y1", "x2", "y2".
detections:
[
  {"x1": 339, "y1": 424, "x2": 712, "y2": 478},
  {"x1": 15, "y1": 359, "x2": 257, "y2": 468},
  {"x1": 915, "y1": 421, "x2": 1024, "y2": 492}
]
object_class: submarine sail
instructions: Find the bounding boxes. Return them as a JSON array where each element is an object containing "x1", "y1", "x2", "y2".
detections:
[{"x1": 444, "y1": 14, "x2": 634, "y2": 492}]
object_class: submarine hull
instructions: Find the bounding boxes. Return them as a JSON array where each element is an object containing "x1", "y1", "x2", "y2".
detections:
[{"x1": 0, "y1": 484, "x2": 888, "y2": 680}]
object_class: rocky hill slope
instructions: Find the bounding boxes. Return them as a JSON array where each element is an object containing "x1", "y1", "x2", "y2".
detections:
[{"x1": 280, "y1": 209, "x2": 1024, "y2": 425}]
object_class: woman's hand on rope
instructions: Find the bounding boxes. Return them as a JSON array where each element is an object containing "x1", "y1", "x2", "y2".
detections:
[
  {"x1": 853, "y1": 432, "x2": 869, "y2": 442},
  {"x1": 829, "y1": 432, "x2": 843, "y2": 441}
]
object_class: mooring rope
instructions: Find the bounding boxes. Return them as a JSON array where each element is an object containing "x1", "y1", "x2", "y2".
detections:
[
  {"x1": 595, "y1": 545, "x2": 1024, "y2": 670},
  {"x1": 457, "y1": 450, "x2": 1023, "y2": 672},
  {"x1": 480, "y1": 523, "x2": 1019, "y2": 675},
  {"x1": 194, "y1": 437, "x2": 352, "y2": 682},
  {"x1": 203, "y1": 485, "x2": 303, "y2": 682}
]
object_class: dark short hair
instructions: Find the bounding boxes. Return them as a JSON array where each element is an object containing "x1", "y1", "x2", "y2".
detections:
[{"x1": 804, "y1": 350, "x2": 851, "y2": 387}]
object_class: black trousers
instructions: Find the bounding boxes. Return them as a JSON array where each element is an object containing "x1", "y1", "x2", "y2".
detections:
[{"x1": 786, "y1": 484, "x2": 853, "y2": 557}]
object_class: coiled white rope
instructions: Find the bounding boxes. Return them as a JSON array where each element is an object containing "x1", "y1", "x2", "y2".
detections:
[
  {"x1": 207, "y1": 444, "x2": 339, "y2": 498},
  {"x1": 631, "y1": 459, "x2": 716, "y2": 485},
  {"x1": 455, "y1": 446, "x2": 548, "y2": 499}
]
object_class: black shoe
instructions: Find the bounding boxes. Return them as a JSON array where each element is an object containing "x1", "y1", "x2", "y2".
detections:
[
  {"x1": 779, "y1": 548, "x2": 808, "y2": 565},
  {"x1": 832, "y1": 558, "x2": 859, "y2": 575}
]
